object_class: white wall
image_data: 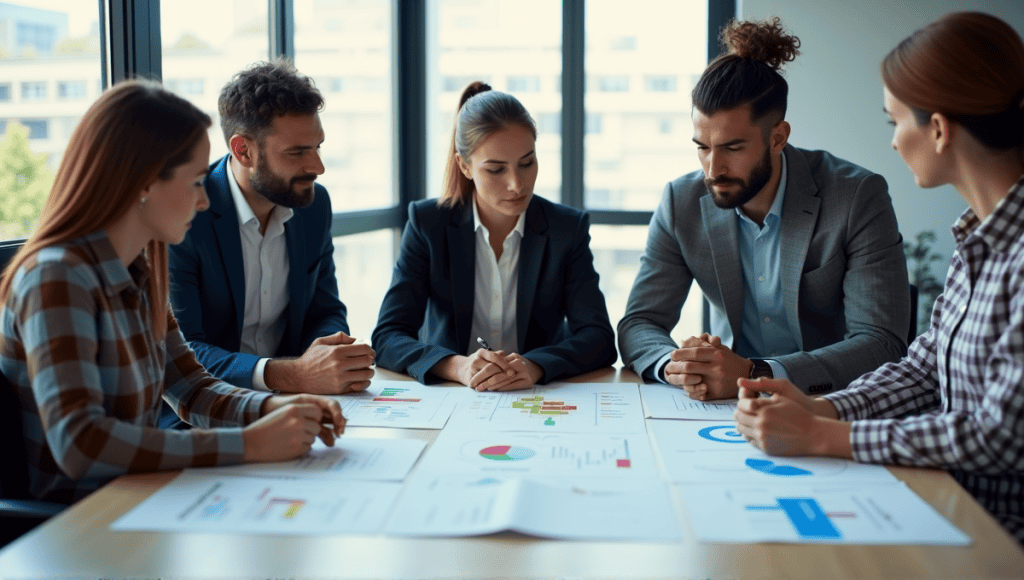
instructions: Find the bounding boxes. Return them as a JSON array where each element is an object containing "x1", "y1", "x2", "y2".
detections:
[{"x1": 739, "y1": 0, "x2": 1024, "y2": 265}]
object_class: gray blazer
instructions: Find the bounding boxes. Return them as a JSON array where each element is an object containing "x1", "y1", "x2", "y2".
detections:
[{"x1": 618, "y1": 144, "x2": 910, "y2": 394}]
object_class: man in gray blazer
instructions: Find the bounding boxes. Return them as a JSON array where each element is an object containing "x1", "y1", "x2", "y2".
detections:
[{"x1": 618, "y1": 18, "x2": 910, "y2": 399}]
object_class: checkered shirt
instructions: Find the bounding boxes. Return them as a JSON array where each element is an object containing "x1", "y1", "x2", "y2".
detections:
[
  {"x1": 0, "y1": 231, "x2": 271, "y2": 502},
  {"x1": 826, "y1": 174, "x2": 1024, "y2": 543}
]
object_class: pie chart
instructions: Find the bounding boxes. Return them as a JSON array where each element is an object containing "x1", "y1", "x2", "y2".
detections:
[{"x1": 479, "y1": 445, "x2": 536, "y2": 461}]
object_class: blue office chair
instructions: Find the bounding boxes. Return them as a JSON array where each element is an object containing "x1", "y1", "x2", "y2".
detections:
[{"x1": 0, "y1": 239, "x2": 66, "y2": 546}]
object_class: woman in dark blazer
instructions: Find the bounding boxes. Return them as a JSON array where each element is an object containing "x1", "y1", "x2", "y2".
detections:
[{"x1": 372, "y1": 82, "x2": 616, "y2": 390}]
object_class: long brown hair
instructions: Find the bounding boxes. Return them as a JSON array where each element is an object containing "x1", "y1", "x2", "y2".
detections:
[
  {"x1": 440, "y1": 81, "x2": 537, "y2": 207},
  {"x1": 0, "y1": 80, "x2": 212, "y2": 338},
  {"x1": 882, "y1": 11, "x2": 1024, "y2": 150}
]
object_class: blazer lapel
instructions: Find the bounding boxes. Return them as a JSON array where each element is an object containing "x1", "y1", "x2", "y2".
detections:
[
  {"x1": 778, "y1": 145, "x2": 820, "y2": 350},
  {"x1": 208, "y1": 157, "x2": 247, "y2": 331},
  {"x1": 700, "y1": 195, "x2": 744, "y2": 340},
  {"x1": 517, "y1": 199, "x2": 547, "y2": 353},
  {"x1": 447, "y1": 205, "x2": 476, "y2": 354},
  {"x1": 283, "y1": 211, "x2": 306, "y2": 353}
]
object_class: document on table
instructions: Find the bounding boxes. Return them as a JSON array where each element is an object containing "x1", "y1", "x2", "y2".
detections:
[
  {"x1": 416, "y1": 427, "x2": 659, "y2": 479},
  {"x1": 445, "y1": 382, "x2": 646, "y2": 434},
  {"x1": 640, "y1": 383, "x2": 737, "y2": 420},
  {"x1": 649, "y1": 420, "x2": 899, "y2": 486},
  {"x1": 111, "y1": 471, "x2": 402, "y2": 535},
  {"x1": 330, "y1": 380, "x2": 460, "y2": 429},
  {"x1": 680, "y1": 483, "x2": 971, "y2": 545},
  {"x1": 386, "y1": 475, "x2": 681, "y2": 541},
  {"x1": 200, "y1": 437, "x2": 426, "y2": 481}
]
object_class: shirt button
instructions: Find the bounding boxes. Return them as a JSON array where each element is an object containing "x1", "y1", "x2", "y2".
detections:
[
  {"x1": 764, "y1": 317, "x2": 771, "y2": 323},
  {"x1": 758, "y1": 276, "x2": 765, "y2": 282}
]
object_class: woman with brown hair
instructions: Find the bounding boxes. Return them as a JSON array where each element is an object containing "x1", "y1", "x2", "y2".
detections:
[
  {"x1": 372, "y1": 82, "x2": 617, "y2": 389},
  {"x1": 0, "y1": 80, "x2": 344, "y2": 503},
  {"x1": 734, "y1": 11, "x2": 1024, "y2": 543}
]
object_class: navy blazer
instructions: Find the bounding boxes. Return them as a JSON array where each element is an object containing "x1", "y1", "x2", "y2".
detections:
[
  {"x1": 168, "y1": 155, "x2": 349, "y2": 389},
  {"x1": 372, "y1": 196, "x2": 617, "y2": 384}
]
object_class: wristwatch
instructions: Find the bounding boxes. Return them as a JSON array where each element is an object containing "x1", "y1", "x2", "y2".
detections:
[{"x1": 748, "y1": 359, "x2": 774, "y2": 379}]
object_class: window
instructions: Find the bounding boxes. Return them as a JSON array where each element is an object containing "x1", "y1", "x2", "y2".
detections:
[
  {"x1": 645, "y1": 75, "x2": 677, "y2": 92},
  {"x1": 0, "y1": 2, "x2": 100, "y2": 239},
  {"x1": 21, "y1": 119, "x2": 48, "y2": 139},
  {"x1": 586, "y1": 112, "x2": 602, "y2": 134},
  {"x1": 21, "y1": 81, "x2": 47, "y2": 101},
  {"x1": 598, "y1": 76, "x2": 629, "y2": 92},
  {"x1": 429, "y1": 0, "x2": 562, "y2": 202},
  {"x1": 507, "y1": 75, "x2": 541, "y2": 93},
  {"x1": 610, "y1": 36, "x2": 637, "y2": 50},
  {"x1": 57, "y1": 81, "x2": 87, "y2": 100},
  {"x1": 161, "y1": 0, "x2": 270, "y2": 163}
]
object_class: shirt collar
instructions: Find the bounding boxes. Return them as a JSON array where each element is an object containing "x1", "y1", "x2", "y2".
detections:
[
  {"x1": 735, "y1": 149, "x2": 787, "y2": 226},
  {"x1": 952, "y1": 173, "x2": 1024, "y2": 253},
  {"x1": 84, "y1": 230, "x2": 149, "y2": 296},
  {"x1": 472, "y1": 197, "x2": 526, "y2": 239}
]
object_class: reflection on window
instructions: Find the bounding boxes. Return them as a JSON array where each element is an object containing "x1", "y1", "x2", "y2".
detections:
[
  {"x1": 294, "y1": 0, "x2": 395, "y2": 212},
  {"x1": 429, "y1": 0, "x2": 561, "y2": 202},
  {"x1": 332, "y1": 230, "x2": 395, "y2": 340},
  {"x1": 584, "y1": 0, "x2": 707, "y2": 211},
  {"x1": 0, "y1": 1, "x2": 100, "y2": 240}
]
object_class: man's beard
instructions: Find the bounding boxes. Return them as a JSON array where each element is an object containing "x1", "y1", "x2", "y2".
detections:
[
  {"x1": 705, "y1": 146, "x2": 773, "y2": 210},
  {"x1": 250, "y1": 152, "x2": 318, "y2": 209}
]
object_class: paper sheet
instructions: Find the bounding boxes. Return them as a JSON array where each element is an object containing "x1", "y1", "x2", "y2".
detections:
[
  {"x1": 330, "y1": 380, "x2": 460, "y2": 429},
  {"x1": 445, "y1": 382, "x2": 646, "y2": 434},
  {"x1": 680, "y1": 483, "x2": 971, "y2": 545},
  {"x1": 200, "y1": 437, "x2": 426, "y2": 481},
  {"x1": 387, "y1": 475, "x2": 681, "y2": 541},
  {"x1": 640, "y1": 383, "x2": 738, "y2": 420},
  {"x1": 111, "y1": 471, "x2": 402, "y2": 535},
  {"x1": 649, "y1": 420, "x2": 899, "y2": 485},
  {"x1": 416, "y1": 427, "x2": 659, "y2": 479}
]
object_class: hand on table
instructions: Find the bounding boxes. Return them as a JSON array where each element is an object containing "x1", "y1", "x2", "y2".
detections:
[
  {"x1": 664, "y1": 333, "x2": 752, "y2": 401},
  {"x1": 266, "y1": 331, "x2": 375, "y2": 395},
  {"x1": 243, "y1": 394, "x2": 345, "y2": 462},
  {"x1": 733, "y1": 377, "x2": 850, "y2": 458}
]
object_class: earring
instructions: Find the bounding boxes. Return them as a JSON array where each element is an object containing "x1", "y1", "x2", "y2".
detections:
[{"x1": 140, "y1": 197, "x2": 148, "y2": 205}]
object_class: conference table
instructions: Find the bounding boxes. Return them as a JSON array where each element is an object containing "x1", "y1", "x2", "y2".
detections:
[{"x1": 1, "y1": 366, "x2": 1022, "y2": 580}]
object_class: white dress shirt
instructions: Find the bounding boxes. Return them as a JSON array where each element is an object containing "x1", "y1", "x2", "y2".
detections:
[
  {"x1": 227, "y1": 166, "x2": 293, "y2": 391},
  {"x1": 468, "y1": 200, "x2": 525, "y2": 355}
]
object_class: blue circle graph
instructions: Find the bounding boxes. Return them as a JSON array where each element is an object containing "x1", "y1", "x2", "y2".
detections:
[{"x1": 697, "y1": 425, "x2": 747, "y2": 443}]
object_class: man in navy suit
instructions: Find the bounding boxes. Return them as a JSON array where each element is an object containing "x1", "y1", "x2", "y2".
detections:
[{"x1": 168, "y1": 60, "x2": 374, "y2": 407}]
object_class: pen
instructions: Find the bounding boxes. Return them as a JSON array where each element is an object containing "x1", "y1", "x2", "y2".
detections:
[{"x1": 476, "y1": 337, "x2": 492, "y2": 351}]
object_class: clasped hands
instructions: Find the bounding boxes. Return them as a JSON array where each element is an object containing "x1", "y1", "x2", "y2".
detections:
[
  {"x1": 265, "y1": 331, "x2": 375, "y2": 395},
  {"x1": 456, "y1": 349, "x2": 544, "y2": 391},
  {"x1": 664, "y1": 333, "x2": 753, "y2": 401}
]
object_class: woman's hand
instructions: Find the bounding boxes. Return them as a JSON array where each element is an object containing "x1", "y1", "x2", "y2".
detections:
[
  {"x1": 242, "y1": 394, "x2": 345, "y2": 463},
  {"x1": 733, "y1": 377, "x2": 851, "y2": 458},
  {"x1": 471, "y1": 354, "x2": 544, "y2": 391}
]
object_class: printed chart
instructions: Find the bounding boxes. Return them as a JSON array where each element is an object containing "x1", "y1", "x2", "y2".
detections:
[
  {"x1": 201, "y1": 438, "x2": 426, "y2": 481},
  {"x1": 111, "y1": 471, "x2": 402, "y2": 535},
  {"x1": 416, "y1": 428, "x2": 658, "y2": 479},
  {"x1": 681, "y1": 483, "x2": 971, "y2": 545},
  {"x1": 640, "y1": 384, "x2": 738, "y2": 420},
  {"x1": 386, "y1": 475, "x2": 681, "y2": 541},
  {"x1": 446, "y1": 382, "x2": 646, "y2": 434},
  {"x1": 331, "y1": 380, "x2": 460, "y2": 429},
  {"x1": 649, "y1": 419, "x2": 898, "y2": 486}
]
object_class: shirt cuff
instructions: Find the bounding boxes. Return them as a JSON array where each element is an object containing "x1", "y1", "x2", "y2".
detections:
[
  {"x1": 251, "y1": 357, "x2": 273, "y2": 392},
  {"x1": 653, "y1": 352, "x2": 674, "y2": 384},
  {"x1": 766, "y1": 359, "x2": 789, "y2": 381}
]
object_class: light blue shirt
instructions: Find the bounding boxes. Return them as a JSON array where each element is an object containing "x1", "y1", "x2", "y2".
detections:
[{"x1": 657, "y1": 151, "x2": 796, "y2": 383}]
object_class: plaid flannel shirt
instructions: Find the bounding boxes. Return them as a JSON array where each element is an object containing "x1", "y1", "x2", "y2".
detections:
[
  {"x1": 0, "y1": 231, "x2": 272, "y2": 502},
  {"x1": 826, "y1": 175, "x2": 1024, "y2": 543}
]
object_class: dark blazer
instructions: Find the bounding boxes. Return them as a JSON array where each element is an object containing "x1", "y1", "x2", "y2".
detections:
[
  {"x1": 618, "y1": 144, "x2": 911, "y2": 394},
  {"x1": 372, "y1": 196, "x2": 617, "y2": 384},
  {"x1": 168, "y1": 155, "x2": 349, "y2": 389}
]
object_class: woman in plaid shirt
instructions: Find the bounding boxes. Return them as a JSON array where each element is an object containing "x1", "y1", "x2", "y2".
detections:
[
  {"x1": 0, "y1": 81, "x2": 345, "y2": 503},
  {"x1": 734, "y1": 12, "x2": 1024, "y2": 543}
]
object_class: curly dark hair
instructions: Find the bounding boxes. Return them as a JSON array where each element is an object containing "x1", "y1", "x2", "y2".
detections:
[
  {"x1": 217, "y1": 58, "x2": 324, "y2": 146},
  {"x1": 692, "y1": 17, "x2": 801, "y2": 126}
]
